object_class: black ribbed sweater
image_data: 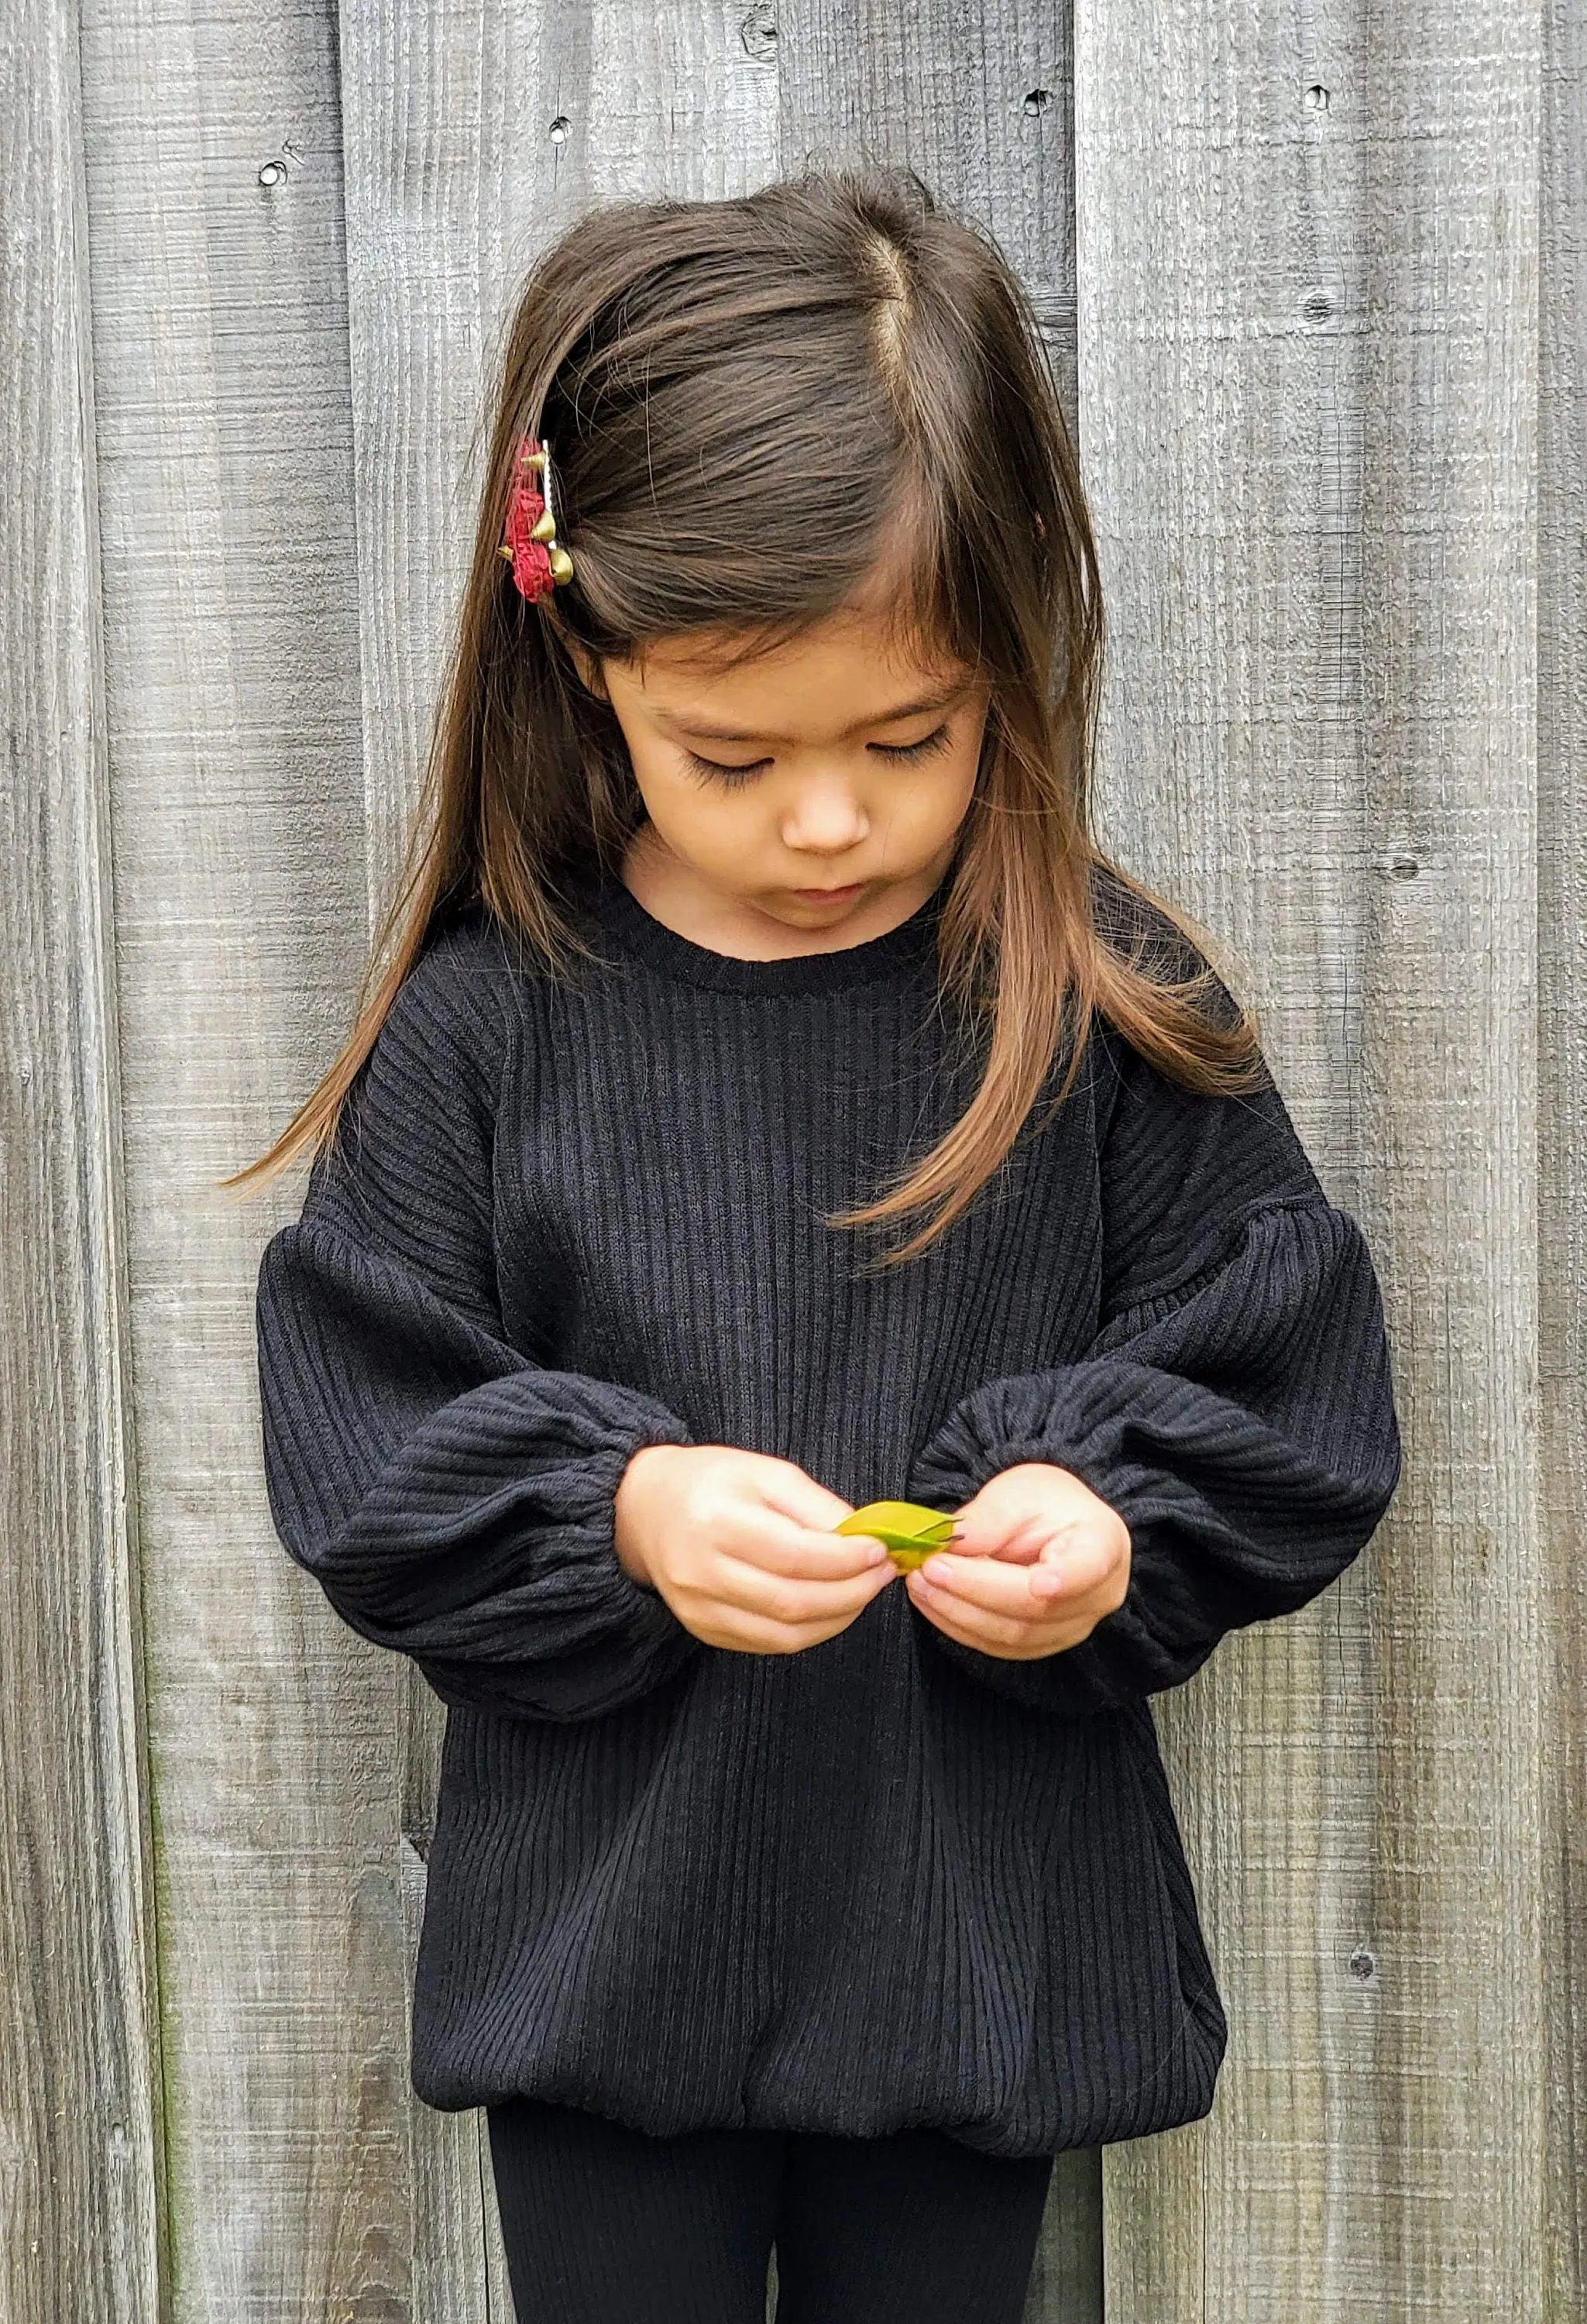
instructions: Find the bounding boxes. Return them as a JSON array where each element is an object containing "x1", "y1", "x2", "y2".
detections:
[{"x1": 255, "y1": 868, "x2": 1400, "y2": 2158}]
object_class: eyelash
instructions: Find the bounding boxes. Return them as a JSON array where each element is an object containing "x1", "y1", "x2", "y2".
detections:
[{"x1": 684, "y1": 723, "x2": 953, "y2": 787}]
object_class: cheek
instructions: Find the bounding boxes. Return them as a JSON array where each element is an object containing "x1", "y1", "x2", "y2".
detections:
[
  {"x1": 901, "y1": 738, "x2": 981, "y2": 834},
  {"x1": 949, "y1": 737, "x2": 985, "y2": 806},
  {"x1": 623, "y1": 740, "x2": 756, "y2": 854},
  {"x1": 620, "y1": 729, "x2": 699, "y2": 814}
]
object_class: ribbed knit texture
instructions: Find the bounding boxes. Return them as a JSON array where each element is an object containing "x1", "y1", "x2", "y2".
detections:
[{"x1": 255, "y1": 868, "x2": 1401, "y2": 2158}]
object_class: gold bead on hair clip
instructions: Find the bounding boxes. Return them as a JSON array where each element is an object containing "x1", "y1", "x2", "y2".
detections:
[{"x1": 500, "y1": 437, "x2": 575, "y2": 600}]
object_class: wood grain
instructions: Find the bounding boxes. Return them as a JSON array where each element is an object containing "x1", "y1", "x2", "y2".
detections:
[
  {"x1": 1539, "y1": 0, "x2": 1585, "y2": 2310},
  {"x1": 0, "y1": 5, "x2": 162, "y2": 2317},
  {"x1": 76, "y1": 0, "x2": 383, "y2": 2314},
  {"x1": 1077, "y1": 0, "x2": 1545, "y2": 2312}
]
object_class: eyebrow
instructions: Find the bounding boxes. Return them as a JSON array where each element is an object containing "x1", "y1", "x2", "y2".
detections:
[{"x1": 658, "y1": 681, "x2": 968, "y2": 746}]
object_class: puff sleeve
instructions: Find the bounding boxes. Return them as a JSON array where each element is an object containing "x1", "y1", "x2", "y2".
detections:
[
  {"x1": 905, "y1": 1007, "x2": 1401, "y2": 1719},
  {"x1": 255, "y1": 921, "x2": 701, "y2": 1722}
]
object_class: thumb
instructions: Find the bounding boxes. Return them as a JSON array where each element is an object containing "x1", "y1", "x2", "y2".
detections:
[
  {"x1": 946, "y1": 1495, "x2": 1046, "y2": 1565},
  {"x1": 1029, "y1": 1521, "x2": 1104, "y2": 1600},
  {"x1": 933, "y1": 1487, "x2": 993, "y2": 1556},
  {"x1": 1028, "y1": 1536, "x2": 1073, "y2": 1601}
]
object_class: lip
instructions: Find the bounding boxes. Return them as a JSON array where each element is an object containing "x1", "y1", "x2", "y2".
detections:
[{"x1": 790, "y1": 881, "x2": 867, "y2": 902}]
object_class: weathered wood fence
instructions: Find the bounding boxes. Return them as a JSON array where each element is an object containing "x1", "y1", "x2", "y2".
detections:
[{"x1": 4, "y1": 1, "x2": 1579, "y2": 2316}]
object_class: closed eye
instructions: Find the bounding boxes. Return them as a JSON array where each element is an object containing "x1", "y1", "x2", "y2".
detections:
[
  {"x1": 684, "y1": 751, "x2": 774, "y2": 786},
  {"x1": 683, "y1": 720, "x2": 953, "y2": 786},
  {"x1": 869, "y1": 724, "x2": 951, "y2": 763}
]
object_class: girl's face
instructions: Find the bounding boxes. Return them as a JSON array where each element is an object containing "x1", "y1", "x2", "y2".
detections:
[{"x1": 593, "y1": 595, "x2": 989, "y2": 947}]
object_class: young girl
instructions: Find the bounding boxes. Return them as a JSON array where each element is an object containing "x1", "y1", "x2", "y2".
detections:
[{"x1": 246, "y1": 171, "x2": 1400, "y2": 2323}]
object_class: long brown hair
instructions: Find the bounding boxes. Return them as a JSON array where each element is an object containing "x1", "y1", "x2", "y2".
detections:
[{"x1": 228, "y1": 168, "x2": 1263, "y2": 1268}]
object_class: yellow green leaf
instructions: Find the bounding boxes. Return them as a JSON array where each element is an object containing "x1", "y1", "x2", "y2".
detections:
[{"x1": 836, "y1": 1499, "x2": 956, "y2": 1570}]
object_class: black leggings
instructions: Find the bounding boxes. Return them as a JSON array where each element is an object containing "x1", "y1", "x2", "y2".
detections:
[{"x1": 488, "y1": 2097, "x2": 1055, "y2": 2324}]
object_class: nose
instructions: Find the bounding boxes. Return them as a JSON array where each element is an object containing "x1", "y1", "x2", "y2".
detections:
[{"x1": 780, "y1": 774, "x2": 869, "y2": 857}]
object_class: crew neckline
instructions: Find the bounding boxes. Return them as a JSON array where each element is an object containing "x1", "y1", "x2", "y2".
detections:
[{"x1": 589, "y1": 873, "x2": 949, "y2": 997}]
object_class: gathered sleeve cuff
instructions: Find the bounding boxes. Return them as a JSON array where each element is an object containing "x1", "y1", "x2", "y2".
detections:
[
  {"x1": 258, "y1": 1220, "x2": 699, "y2": 1720},
  {"x1": 254, "y1": 920, "x2": 701, "y2": 1723},
  {"x1": 907, "y1": 1172, "x2": 1401, "y2": 1717}
]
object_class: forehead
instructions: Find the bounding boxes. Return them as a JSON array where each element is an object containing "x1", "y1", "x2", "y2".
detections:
[{"x1": 622, "y1": 602, "x2": 974, "y2": 742}]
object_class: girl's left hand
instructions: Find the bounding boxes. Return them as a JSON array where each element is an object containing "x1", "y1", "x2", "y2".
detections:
[{"x1": 905, "y1": 1463, "x2": 1131, "y2": 1662}]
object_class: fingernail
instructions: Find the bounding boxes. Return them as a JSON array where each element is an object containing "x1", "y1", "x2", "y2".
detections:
[{"x1": 866, "y1": 1542, "x2": 891, "y2": 1565}]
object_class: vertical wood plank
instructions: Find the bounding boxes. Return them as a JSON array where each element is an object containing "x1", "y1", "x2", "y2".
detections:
[
  {"x1": 0, "y1": 5, "x2": 163, "y2": 2317},
  {"x1": 1077, "y1": 2, "x2": 1544, "y2": 2315},
  {"x1": 1539, "y1": 0, "x2": 1585, "y2": 2309},
  {"x1": 335, "y1": 5, "x2": 780, "y2": 2309},
  {"x1": 76, "y1": 2, "x2": 384, "y2": 2314},
  {"x1": 777, "y1": 13, "x2": 1099, "y2": 2308}
]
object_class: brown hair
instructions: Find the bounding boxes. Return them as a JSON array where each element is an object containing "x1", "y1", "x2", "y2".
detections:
[{"x1": 228, "y1": 168, "x2": 1264, "y2": 1268}]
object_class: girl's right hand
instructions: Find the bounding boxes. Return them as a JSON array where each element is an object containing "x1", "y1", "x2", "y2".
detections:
[{"x1": 613, "y1": 1443, "x2": 897, "y2": 1654}]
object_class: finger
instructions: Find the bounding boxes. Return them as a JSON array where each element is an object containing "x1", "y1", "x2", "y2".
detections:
[
  {"x1": 933, "y1": 1494, "x2": 1003, "y2": 1556},
  {"x1": 1028, "y1": 1533, "x2": 1103, "y2": 1602},
  {"x1": 696, "y1": 1607, "x2": 857, "y2": 1656},
  {"x1": 942, "y1": 1496, "x2": 1072, "y2": 1564},
  {"x1": 950, "y1": 1478, "x2": 1110, "y2": 1561},
  {"x1": 926, "y1": 1533, "x2": 1115, "y2": 1611},
  {"x1": 713, "y1": 1553, "x2": 896, "y2": 1631},
  {"x1": 910, "y1": 1590, "x2": 1015, "y2": 1653},
  {"x1": 723, "y1": 1512, "x2": 895, "y2": 1580},
  {"x1": 906, "y1": 1580, "x2": 1067, "y2": 1659},
  {"x1": 905, "y1": 1566, "x2": 1036, "y2": 1653},
  {"x1": 909, "y1": 1550, "x2": 1060, "y2": 1620},
  {"x1": 1029, "y1": 1527, "x2": 1128, "y2": 1603},
  {"x1": 955, "y1": 1511, "x2": 1051, "y2": 1566}
]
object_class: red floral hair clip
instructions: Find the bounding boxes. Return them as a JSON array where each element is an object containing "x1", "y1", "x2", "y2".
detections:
[{"x1": 499, "y1": 436, "x2": 575, "y2": 600}]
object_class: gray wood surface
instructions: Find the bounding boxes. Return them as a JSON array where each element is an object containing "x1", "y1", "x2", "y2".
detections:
[
  {"x1": 74, "y1": 1, "x2": 380, "y2": 2315},
  {"x1": 1540, "y1": 0, "x2": 1585, "y2": 2312},
  {"x1": 1076, "y1": 0, "x2": 1551, "y2": 2312},
  {"x1": 0, "y1": 7, "x2": 163, "y2": 2319},
  {"x1": 2, "y1": 0, "x2": 1575, "y2": 2315}
]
